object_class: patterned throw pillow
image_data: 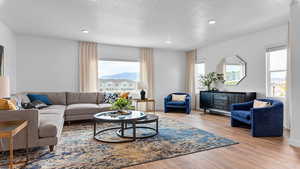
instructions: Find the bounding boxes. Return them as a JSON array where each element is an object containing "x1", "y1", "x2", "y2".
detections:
[
  {"x1": 104, "y1": 93, "x2": 119, "y2": 103},
  {"x1": 31, "y1": 100, "x2": 48, "y2": 109},
  {"x1": 120, "y1": 92, "x2": 130, "y2": 99}
]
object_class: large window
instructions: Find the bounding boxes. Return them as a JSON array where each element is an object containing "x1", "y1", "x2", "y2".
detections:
[
  {"x1": 195, "y1": 62, "x2": 205, "y2": 92},
  {"x1": 98, "y1": 60, "x2": 140, "y2": 92},
  {"x1": 266, "y1": 47, "x2": 287, "y2": 97}
]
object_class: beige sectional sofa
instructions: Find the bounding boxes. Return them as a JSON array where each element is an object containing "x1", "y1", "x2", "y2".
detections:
[{"x1": 0, "y1": 92, "x2": 111, "y2": 152}]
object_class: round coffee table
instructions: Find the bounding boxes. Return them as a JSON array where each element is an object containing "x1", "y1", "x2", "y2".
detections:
[
  {"x1": 93, "y1": 111, "x2": 146, "y2": 143},
  {"x1": 116, "y1": 114, "x2": 159, "y2": 139}
]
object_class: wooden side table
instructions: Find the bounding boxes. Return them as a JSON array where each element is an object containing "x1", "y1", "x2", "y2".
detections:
[
  {"x1": 132, "y1": 98, "x2": 156, "y2": 113},
  {"x1": 0, "y1": 120, "x2": 29, "y2": 169}
]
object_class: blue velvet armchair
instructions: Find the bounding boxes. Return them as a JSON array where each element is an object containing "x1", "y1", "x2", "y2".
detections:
[
  {"x1": 164, "y1": 93, "x2": 191, "y2": 114},
  {"x1": 231, "y1": 98, "x2": 283, "y2": 137}
]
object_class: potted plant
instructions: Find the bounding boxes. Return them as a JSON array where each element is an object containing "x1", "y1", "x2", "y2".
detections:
[
  {"x1": 111, "y1": 98, "x2": 134, "y2": 114},
  {"x1": 200, "y1": 72, "x2": 224, "y2": 91}
]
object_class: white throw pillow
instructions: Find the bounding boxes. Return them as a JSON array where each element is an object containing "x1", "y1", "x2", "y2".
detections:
[
  {"x1": 253, "y1": 100, "x2": 271, "y2": 108},
  {"x1": 172, "y1": 94, "x2": 186, "y2": 102}
]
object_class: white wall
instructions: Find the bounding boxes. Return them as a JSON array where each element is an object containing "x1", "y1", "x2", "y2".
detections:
[
  {"x1": 16, "y1": 35, "x2": 79, "y2": 92},
  {"x1": 154, "y1": 49, "x2": 186, "y2": 110},
  {"x1": 197, "y1": 24, "x2": 288, "y2": 98},
  {"x1": 0, "y1": 21, "x2": 17, "y2": 93},
  {"x1": 16, "y1": 36, "x2": 187, "y2": 110},
  {"x1": 99, "y1": 44, "x2": 139, "y2": 61}
]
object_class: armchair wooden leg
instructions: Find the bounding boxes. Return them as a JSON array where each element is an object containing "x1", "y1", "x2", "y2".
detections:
[{"x1": 49, "y1": 145, "x2": 54, "y2": 152}]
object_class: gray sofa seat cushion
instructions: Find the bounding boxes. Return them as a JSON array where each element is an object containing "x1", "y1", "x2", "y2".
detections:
[
  {"x1": 65, "y1": 104, "x2": 101, "y2": 115},
  {"x1": 99, "y1": 103, "x2": 112, "y2": 112},
  {"x1": 67, "y1": 92, "x2": 98, "y2": 105},
  {"x1": 43, "y1": 105, "x2": 66, "y2": 111},
  {"x1": 39, "y1": 105, "x2": 65, "y2": 117},
  {"x1": 39, "y1": 113, "x2": 64, "y2": 138},
  {"x1": 28, "y1": 92, "x2": 67, "y2": 105}
]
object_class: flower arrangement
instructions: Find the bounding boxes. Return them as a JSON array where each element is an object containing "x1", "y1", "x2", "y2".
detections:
[
  {"x1": 111, "y1": 98, "x2": 134, "y2": 114},
  {"x1": 200, "y1": 72, "x2": 224, "y2": 91}
]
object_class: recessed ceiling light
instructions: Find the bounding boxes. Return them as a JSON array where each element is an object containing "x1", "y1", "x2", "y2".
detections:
[
  {"x1": 208, "y1": 20, "x2": 216, "y2": 25},
  {"x1": 165, "y1": 40, "x2": 172, "y2": 44},
  {"x1": 81, "y1": 29, "x2": 89, "y2": 34}
]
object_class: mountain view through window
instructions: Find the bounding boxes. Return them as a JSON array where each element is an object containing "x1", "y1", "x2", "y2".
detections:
[{"x1": 98, "y1": 60, "x2": 140, "y2": 92}]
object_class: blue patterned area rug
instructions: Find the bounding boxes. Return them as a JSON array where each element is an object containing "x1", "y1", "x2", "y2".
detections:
[{"x1": 8, "y1": 117, "x2": 238, "y2": 169}]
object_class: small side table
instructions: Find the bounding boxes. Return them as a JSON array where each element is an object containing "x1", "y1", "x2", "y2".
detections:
[
  {"x1": 132, "y1": 98, "x2": 156, "y2": 113},
  {"x1": 0, "y1": 120, "x2": 29, "y2": 169}
]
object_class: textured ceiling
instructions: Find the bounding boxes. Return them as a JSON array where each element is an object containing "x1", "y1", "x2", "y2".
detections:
[{"x1": 0, "y1": 0, "x2": 291, "y2": 50}]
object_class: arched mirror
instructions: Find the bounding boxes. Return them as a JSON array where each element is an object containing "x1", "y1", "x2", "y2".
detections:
[{"x1": 219, "y1": 55, "x2": 247, "y2": 85}]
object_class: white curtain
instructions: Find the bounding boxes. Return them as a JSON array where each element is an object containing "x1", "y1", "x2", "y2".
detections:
[
  {"x1": 285, "y1": 22, "x2": 292, "y2": 129},
  {"x1": 186, "y1": 49, "x2": 197, "y2": 109},
  {"x1": 79, "y1": 42, "x2": 98, "y2": 92},
  {"x1": 140, "y1": 48, "x2": 154, "y2": 110}
]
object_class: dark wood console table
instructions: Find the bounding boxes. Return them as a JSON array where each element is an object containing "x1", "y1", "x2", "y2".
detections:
[{"x1": 200, "y1": 91, "x2": 256, "y2": 115}]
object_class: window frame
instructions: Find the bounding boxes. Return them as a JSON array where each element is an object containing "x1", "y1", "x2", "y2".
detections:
[
  {"x1": 98, "y1": 59, "x2": 140, "y2": 92},
  {"x1": 266, "y1": 45, "x2": 287, "y2": 98}
]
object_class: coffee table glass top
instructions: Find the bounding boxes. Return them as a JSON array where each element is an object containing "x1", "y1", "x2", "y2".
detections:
[{"x1": 94, "y1": 111, "x2": 146, "y2": 122}]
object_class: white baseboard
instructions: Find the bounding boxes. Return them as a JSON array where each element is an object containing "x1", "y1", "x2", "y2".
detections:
[{"x1": 289, "y1": 138, "x2": 300, "y2": 147}]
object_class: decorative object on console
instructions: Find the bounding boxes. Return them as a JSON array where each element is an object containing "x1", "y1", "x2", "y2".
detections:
[
  {"x1": 164, "y1": 93, "x2": 191, "y2": 114},
  {"x1": 200, "y1": 72, "x2": 224, "y2": 91},
  {"x1": 219, "y1": 55, "x2": 247, "y2": 85},
  {"x1": 200, "y1": 91, "x2": 256, "y2": 115},
  {"x1": 138, "y1": 82, "x2": 147, "y2": 100},
  {"x1": 231, "y1": 98, "x2": 283, "y2": 137},
  {"x1": 0, "y1": 45, "x2": 4, "y2": 76}
]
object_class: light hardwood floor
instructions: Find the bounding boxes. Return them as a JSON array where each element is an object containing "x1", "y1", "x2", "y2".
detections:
[{"x1": 126, "y1": 111, "x2": 300, "y2": 169}]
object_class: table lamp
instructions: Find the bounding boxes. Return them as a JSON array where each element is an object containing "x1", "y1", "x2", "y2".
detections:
[
  {"x1": 138, "y1": 82, "x2": 147, "y2": 100},
  {"x1": 0, "y1": 76, "x2": 10, "y2": 99}
]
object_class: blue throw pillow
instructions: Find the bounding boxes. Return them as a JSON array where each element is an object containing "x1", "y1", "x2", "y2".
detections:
[{"x1": 27, "y1": 94, "x2": 52, "y2": 105}]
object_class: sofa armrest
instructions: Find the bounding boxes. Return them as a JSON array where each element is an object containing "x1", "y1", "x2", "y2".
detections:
[
  {"x1": 185, "y1": 96, "x2": 191, "y2": 104},
  {"x1": 251, "y1": 105, "x2": 283, "y2": 136},
  {"x1": 164, "y1": 95, "x2": 172, "y2": 103},
  {"x1": 0, "y1": 109, "x2": 40, "y2": 149},
  {"x1": 231, "y1": 101, "x2": 253, "y2": 111}
]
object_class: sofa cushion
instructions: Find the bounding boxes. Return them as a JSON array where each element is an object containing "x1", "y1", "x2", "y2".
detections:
[
  {"x1": 11, "y1": 93, "x2": 31, "y2": 104},
  {"x1": 65, "y1": 104, "x2": 101, "y2": 115},
  {"x1": 231, "y1": 110, "x2": 251, "y2": 120},
  {"x1": 29, "y1": 92, "x2": 67, "y2": 105},
  {"x1": 43, "y1": 105, "x2": 66, "y2": 111},
  {"x1": 28, "y1": 94, "x2": 52, "y2": 105},
  {"x1": 99, "y1": 103, "x2": 112, "y2": 112},
  {"x1": 67, "y1": 92, "x2": 98, "y2": 105},
  {"x1": 39, "y1": 113, "x2": 64, "y2": 138},
  {"x1": 167, "y1": 101, "x2": 186, "y2": 106},
  {"x1": 172, "y1": 94, "x2": 186, "y2": 102},
  {"x1": 39, "y1": 106, "x2": 65, "y2": 118}
]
